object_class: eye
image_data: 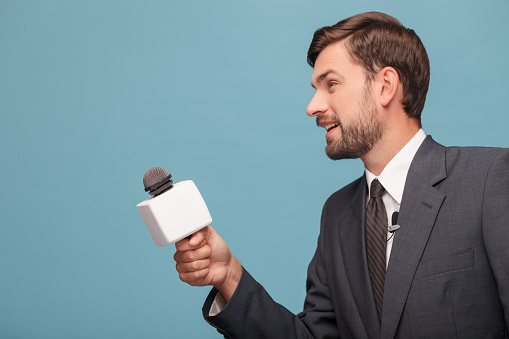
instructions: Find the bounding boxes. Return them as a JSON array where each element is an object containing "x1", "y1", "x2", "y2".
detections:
[{"x1": 328, "y1": 81, "x2": 338, "y2": 89}]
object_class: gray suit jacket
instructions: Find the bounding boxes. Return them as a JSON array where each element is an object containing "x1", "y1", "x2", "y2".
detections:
[{"x1": 203, "y1": 136, "x2": 509, "y2": 338}]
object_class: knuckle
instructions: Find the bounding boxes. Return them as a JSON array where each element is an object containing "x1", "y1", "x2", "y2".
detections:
[
  {"x1": 203, "y1": 244, "x2": 212, "y2": 256},
  {"x1": 189, "y1": 250, "x2": 202, "y2": 261},
  {"x1": 191, "y1": 261, "x2": 202, "y2": 271},
  {"x1": 185, "y1": 251, "x2": 195, "y2": 262},
  {"x1": 175, "y1": 241, "x2": 184, "y2": 251}
]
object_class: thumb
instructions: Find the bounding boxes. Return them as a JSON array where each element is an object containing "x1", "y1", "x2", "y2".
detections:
[{"x1": 189, "y1": 226, "x2": 210, "y2": 247}]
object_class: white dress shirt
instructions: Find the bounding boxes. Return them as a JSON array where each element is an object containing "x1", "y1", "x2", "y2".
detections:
[{"x1": 364, "y1": 129, "x2": 426, "y2": 267}]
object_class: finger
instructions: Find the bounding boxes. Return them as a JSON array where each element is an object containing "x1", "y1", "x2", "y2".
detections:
[
  {"x1": 173, "y1": 249, "x2": 184, "y2": 263},
  {"x1": 175, "y1": 235, "x2": 203, "y2": 252},
  {"x1": 178, "y1": 268, "x2": 209, "y2": 285},
  {"x1": 175, "y1": 238, "x2": 192, "y2": 252},
  {"x1": 173, "y1": 244, "x2": 211, "y2": 264},
  {"x1": 176, "y1": 258, "x2": 211, "y2": 273},
  {"x1": 175, "y1": 227, "x2": 209, "y2": 251},
  {"x1": 179, "y1": 245, "x2": 212, "y2": 263}
]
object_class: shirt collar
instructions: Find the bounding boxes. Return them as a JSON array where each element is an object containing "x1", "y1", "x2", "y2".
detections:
[{"x1": 365, "y1": 129, "x2": 427, "y2": 204}]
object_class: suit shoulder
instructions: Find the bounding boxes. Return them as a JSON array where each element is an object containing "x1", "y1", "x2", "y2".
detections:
[
  {"x1": 446, "y1": 145, "x2": 507, "y2": 158},
  {"x1": 445, "y1": 146, "x2": 509, "y2": 170},
  {"x1": 324, "y1": 176, "x2": 364, "y2": 207}
]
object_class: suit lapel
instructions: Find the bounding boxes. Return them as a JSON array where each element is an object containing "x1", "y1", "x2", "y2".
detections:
[
  {"x1": 334, "y1": 175, "x2": 381, "y2": 338},
  {"x1": 380, "y1": 136, "x2": 447, "y2": 339}
]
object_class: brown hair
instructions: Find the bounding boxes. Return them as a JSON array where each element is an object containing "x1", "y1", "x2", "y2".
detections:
[{"x1": 307, "y1": 12, "x2": 430, "y2": 126}]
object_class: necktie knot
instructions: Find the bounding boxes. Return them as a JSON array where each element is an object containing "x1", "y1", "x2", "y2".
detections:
[{"x1": 370, "y1": 179, "x2": 385, "y2": 198}]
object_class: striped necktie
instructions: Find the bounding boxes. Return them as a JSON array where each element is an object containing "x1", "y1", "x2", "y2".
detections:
[{"x1": 365, "y1": 178, "x2": 387, "y2": 322}]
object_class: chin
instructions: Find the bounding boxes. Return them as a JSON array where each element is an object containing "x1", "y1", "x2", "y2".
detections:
[{"x1": 325, "y1": 142, "x2": 370, "y2": 161}]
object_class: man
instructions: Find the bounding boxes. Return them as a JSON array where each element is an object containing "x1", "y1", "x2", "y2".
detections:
[{"x1": 174, "y1": 12, "x2": 509, "y2": 338}]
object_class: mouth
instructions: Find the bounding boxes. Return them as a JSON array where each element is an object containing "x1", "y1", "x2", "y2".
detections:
[
  {"x1": 324, "y1": 123, "x2": 339, "y2": 133},
  {"x1": 316, "y1": 117, "x2": 341, "y2": 139},
  {"x1": 318, "y1": 120, "x2": 340, "y2": 138}
]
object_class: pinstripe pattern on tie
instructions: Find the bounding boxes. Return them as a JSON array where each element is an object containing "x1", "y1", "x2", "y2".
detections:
[{"x1": 365, "y1": 178, "x2": 387, "y2": 322}]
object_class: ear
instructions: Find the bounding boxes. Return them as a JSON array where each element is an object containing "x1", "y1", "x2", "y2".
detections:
[{"x1": 378, "y1": 67, "x2": 400, "y2": 107}]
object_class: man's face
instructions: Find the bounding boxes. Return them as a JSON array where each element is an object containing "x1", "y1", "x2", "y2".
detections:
[{"x1": 307, "y1": 42, "x2": 384, "y2": 160}]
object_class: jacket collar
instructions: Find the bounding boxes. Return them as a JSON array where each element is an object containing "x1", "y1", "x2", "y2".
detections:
[{"x1": 380, "y1": 136, "x2": 447, "y2": 338}]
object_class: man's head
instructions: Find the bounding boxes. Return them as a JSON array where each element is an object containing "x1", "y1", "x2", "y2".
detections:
[
  {"x1": 306, "y1": 12, "x2": 429, "y2": 161},
  {"x1": 308, "y1": 12, "x2": 430, "y2": 125},
  {"x1": 307, "y1": 41, "x2": 385, "y2": 160}
]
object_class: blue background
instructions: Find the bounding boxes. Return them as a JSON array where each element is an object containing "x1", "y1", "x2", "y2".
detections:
[{"x1": 1, "y1": 1, "x2": 508, "y2": 338}]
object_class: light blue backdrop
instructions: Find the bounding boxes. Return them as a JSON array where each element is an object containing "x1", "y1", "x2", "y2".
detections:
[{"x1": 1, "y1": 0, "x2": 508, "y2": 338}]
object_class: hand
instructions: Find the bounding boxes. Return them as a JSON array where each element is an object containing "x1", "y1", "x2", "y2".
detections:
[{"x1": 174, "y1": 226, "x2": 242, "y2": 302}]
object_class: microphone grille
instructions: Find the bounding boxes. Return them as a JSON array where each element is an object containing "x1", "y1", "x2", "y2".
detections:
[{"x1": 143, "y1": 167, "x2": 170, "y2": 189}]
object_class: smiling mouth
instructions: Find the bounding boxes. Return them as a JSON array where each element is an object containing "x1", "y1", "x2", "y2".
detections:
[
  {"x1": 324, "y1": 123, "x2": 339, "y2": 132},
  {"x1": 316, "y1": 118, "x2": 341, "y2": 135}
]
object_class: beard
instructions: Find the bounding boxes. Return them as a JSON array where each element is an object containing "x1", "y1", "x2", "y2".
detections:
[{"x1": 324, "y1": 89, "x2": 383, "y2": 160}]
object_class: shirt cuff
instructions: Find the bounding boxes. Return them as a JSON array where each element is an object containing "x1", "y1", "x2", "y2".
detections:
[{"x1": 208, "y1": 292, "x2": 227, "y2": 316}]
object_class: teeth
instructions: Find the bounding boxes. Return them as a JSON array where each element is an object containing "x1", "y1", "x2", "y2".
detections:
[{"x1": 325, "y1": 124, "x2": 338, "y2": 132}]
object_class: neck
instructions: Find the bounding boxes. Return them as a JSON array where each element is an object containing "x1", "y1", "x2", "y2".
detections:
[{"x1": 361, "y1": 119, "x2": 420, "y2": 176}]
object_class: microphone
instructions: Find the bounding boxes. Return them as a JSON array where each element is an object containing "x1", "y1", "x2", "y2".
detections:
[
  {"x1": 136, "y1": 167, "x2": 212, "y2": 247},
  {"x1": 387, "y1": 212, "x2": 400, "y2": 233}
]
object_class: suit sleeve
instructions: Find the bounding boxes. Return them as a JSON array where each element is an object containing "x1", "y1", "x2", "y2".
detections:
[
  {"x1": 202, "y1": 200, "x2": 339, "y2": 339},
  {"x1": 482, "y1": 148, "x2": 509, "y2": 324}
]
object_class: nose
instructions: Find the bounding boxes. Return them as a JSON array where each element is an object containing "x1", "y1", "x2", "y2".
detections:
[{"x1": 306, "y1": 91, "x2": 328, "y2": 117}]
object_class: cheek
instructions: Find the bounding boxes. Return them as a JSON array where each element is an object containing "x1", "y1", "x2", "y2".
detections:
[{"x1": 330, "y1": 93, "x2": 357, "y2": 115}]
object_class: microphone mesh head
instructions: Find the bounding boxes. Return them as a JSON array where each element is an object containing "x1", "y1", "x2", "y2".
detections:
[{"x1": 143, "y1": 167, "x2": 170, "y2": 189}]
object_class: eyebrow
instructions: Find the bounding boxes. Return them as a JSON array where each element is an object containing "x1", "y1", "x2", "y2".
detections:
[{"x1": 311, "y1": 69, "x2": 343, "y2": 89}]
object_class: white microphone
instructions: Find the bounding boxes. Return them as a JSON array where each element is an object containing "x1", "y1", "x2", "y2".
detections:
[{"x1": 136, "y1": 167, "x2": 212, "y2": 247}]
